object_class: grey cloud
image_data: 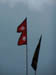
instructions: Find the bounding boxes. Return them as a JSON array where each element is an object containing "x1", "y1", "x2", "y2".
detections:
[{"x1": 0, "y1": 0, "x2": 55, "y2": 11}]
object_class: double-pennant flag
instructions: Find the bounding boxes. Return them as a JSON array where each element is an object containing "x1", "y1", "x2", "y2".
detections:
[
  {"x1": 31, "y1": 35, "x2": 42, "y2": 72},
  {"x1": 17, "y1": 18, "x2": 27, "y2": 45}
]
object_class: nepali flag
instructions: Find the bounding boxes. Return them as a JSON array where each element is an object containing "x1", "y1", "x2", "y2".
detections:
[{"x1": 17, "y1": 18, "x2": 27, "y2": 45}]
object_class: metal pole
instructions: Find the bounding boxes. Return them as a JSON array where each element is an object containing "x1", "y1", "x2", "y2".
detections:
[
  {"x1": 35, "y1": 71, "x2": 36, "y2": 75},
  {"x1": 26, "y1": 17, "x2": 28, "y2": 75},
  {"x1": 26, "y1": 44, "x2": 28, "y2": 75}
]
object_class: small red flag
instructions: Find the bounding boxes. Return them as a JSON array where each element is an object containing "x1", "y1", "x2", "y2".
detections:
[{"x1": 17, "y1": 18, "x2": 27, "y2": 45}]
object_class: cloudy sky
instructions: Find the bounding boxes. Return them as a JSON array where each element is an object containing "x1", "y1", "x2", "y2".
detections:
[
  {"x1": 0, "y1": 0, "x2": 56, "y2": 75},
  {"x1": 0, "y1": 0, "x2": 55, "y2": 10}
]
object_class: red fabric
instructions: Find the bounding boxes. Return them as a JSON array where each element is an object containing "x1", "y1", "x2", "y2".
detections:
[{"x1": 17, "y1": 18, "x2": 27, "y2": 45}]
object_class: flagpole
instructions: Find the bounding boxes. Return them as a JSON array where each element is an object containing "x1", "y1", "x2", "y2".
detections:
[
  {"x1": 26, "y1": 44, "x2": 28, "y2": 75},
  {"x1": 26, "y1": 17, "x2": 28, "y2": 75},
  {"x1": 35, "y1": 71, "x2": 36, "y2": 75}
]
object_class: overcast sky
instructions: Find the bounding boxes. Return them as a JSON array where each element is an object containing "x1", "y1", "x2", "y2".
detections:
[
  {"x1": 0, "y1": 0, "x2": 55, "y2": 10},
  {"x1": 0, "y1": 0, "x2": 56, "y2": 75}
]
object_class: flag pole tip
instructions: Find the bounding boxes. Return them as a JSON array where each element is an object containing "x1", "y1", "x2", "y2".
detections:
[
  {"x1": 25, "y1": 17, "x2": 27, "y2": 20},
  {"x1": 40, "y1": 34, "x2": 42, "y2": 39}
]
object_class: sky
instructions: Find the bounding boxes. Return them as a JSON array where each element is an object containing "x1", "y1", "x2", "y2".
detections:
[{"x1": 0, "y1": 0, "x2": 56, "y2": 75}]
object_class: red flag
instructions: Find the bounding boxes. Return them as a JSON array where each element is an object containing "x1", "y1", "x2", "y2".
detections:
[{"x1": 17, "y1": 18, "x2": 27, "y2": 45}]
